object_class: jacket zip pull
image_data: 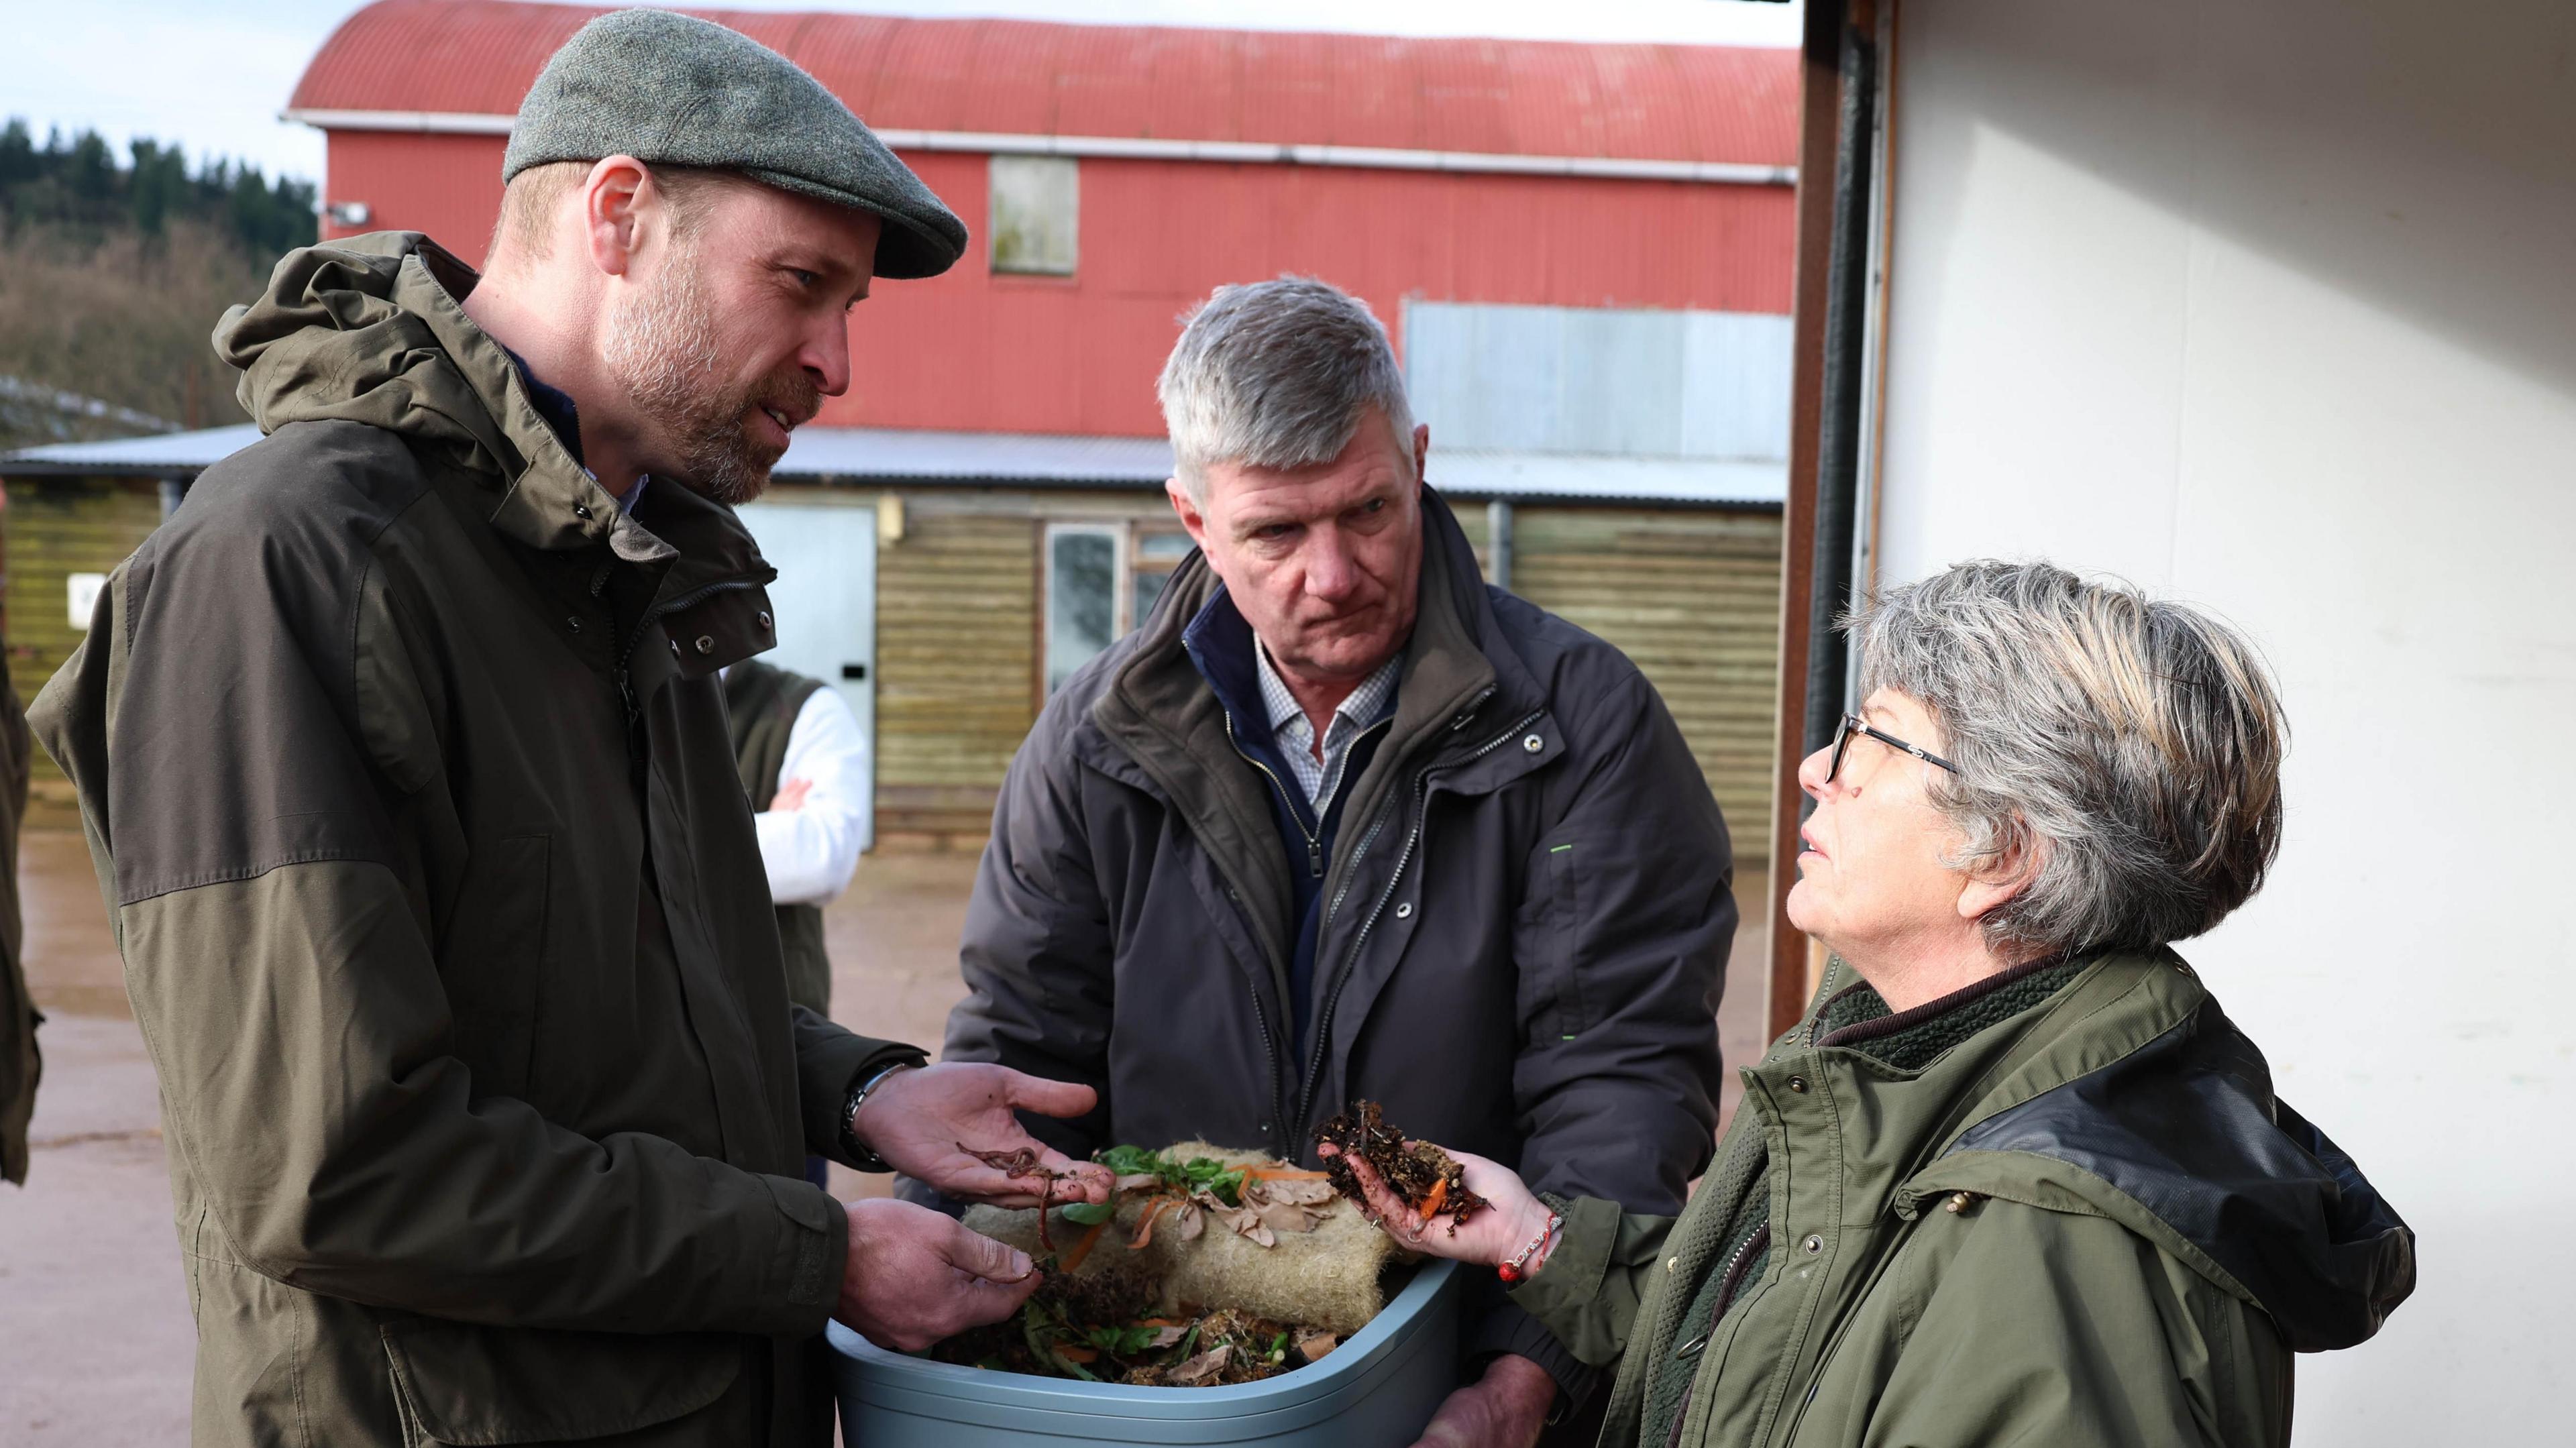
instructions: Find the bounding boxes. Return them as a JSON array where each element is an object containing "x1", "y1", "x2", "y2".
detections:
[
  {"x1": 1218, "y1": 706, "x2": 1325, "y2": 877},
  {"x1": 615, "y1": 667, "x2": 647, "y2": 786}
]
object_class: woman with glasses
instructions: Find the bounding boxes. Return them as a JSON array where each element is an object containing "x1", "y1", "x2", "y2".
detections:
[{"x1": 1328, "y1": 560, "x2": 2415, "y2": 1448}]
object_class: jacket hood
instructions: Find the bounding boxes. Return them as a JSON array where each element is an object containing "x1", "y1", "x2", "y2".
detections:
[
  {"x1": 213, "y1": 231, "x2": 656, "y2": 561},
  {"x1": 1910, "y1": 954, "x2": 2416, "y2": 1353}
]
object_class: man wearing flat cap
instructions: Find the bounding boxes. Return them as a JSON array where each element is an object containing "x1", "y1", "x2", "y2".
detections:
[{"x1": 30, "y1": 11, "x2": 1110, "y2": 1446}]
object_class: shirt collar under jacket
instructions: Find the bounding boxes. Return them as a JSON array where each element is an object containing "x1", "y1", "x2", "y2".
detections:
[
  {"x1": 1254, "y1": 636, "x2": 1400, "y2": 805},
  {"x1": 1253, "y1": 638, "x2": 1401, "y2": 739}
]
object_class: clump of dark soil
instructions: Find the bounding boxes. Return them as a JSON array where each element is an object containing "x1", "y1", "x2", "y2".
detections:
[{"x1": 1313, "y1": 1100, "x2": 1490, "y2": 1235}]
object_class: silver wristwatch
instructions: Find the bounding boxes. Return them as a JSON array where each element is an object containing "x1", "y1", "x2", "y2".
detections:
[{"x1": 840, "y1": 1060, "x2": 917, "y2": 1172}]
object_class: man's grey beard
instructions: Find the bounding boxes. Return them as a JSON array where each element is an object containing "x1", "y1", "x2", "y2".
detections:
[{"x1": 600, "y1": 239, "x2": 773, "y2": 506}]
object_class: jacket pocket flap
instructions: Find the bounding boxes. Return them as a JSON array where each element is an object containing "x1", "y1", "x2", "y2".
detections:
[{"x1": 382, "y1": 1321, "x2": 740, "y2": 1445}]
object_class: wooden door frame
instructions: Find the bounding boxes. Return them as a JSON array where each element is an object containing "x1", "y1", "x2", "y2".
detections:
[{"x1": 1766, "y1": 0, "x2": 1900, "y2": 1039}]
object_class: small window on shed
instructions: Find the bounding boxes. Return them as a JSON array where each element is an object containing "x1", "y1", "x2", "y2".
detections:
[
  {"x1": 989, "y1": 154, "x2": 1078, "y2": 276},
  {"x1": 1044, "y1": 523, "x2": 1122, "y2": 694},
  {"x1": 1041, "y1": 523, "x2": 1199, "y2": 697}
]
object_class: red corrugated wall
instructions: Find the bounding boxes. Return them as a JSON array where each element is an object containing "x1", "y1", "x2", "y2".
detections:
[
  {"x1": 293, "y1": 2, "x2": 1799, "y2": 168},
  {"x1": 327, "y1": 138, "x2": 1794, "y2": 437}
]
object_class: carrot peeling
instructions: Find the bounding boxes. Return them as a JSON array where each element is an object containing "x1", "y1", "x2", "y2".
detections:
[
  {"x1": 1419, "y1": 1178, "x2": 1450, "y2": 1223},
  {"x1": 1129, "y1": 1196, "x2": 1171, "y2": 1251},
  {"x1": 1061, "y1": 1217, "x2": 1110, "y2": 1274}
]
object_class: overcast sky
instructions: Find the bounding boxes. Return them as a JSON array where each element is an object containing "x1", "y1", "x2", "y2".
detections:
[{"x1": 3, "y1": 1, "x2": 1800, "y2": 187}]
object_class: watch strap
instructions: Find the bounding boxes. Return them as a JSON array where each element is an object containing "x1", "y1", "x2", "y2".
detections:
[{"x1": 840, "y1": 1060, "x2": 918, "y2": 1172}]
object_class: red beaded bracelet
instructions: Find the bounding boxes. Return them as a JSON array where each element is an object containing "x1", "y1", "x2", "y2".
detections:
[{"x1": 1497, "y1": 1212, "x2": 1563, "y2": 1284}]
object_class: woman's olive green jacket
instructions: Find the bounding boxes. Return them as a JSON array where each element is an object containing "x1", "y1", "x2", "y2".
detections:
[{"x1": 1513, "y1": 948, "x2": 2416, "y2": 1447}]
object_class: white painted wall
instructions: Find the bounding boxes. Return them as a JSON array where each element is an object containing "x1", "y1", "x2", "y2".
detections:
[{"x1": 1875, "y1": 0, "x2": 2576, "y2": 1440}]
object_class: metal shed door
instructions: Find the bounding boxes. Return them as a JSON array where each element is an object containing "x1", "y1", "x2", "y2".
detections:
[{"x1": 733, "y1": 499, "x2": 878, "y2": 851}]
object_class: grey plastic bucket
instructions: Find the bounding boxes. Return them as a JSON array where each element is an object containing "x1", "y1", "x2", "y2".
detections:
[{"x1": 831, "y1": 1259, "x2": 1466, "y2": 1446}]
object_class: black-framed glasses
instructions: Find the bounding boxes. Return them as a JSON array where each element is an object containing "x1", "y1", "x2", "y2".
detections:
[{"x1": 1828, "y1": 712, "x2": 1960, "y2": 782}]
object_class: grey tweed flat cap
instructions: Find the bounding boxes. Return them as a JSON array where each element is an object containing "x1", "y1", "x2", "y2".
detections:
[{"x1": 504, "y1": 8, "x2": 965, "y2": 279}]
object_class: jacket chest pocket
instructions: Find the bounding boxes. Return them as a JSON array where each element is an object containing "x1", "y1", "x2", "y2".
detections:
[
  {"x1": 439, "y1": 832, "x2": 552, "y2": 1101},
  {"x1": 1515, "y1": 838, "x2": 1601, "y2": 1042}
]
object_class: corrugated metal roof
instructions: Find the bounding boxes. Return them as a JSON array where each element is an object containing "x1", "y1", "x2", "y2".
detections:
[
  {"x1": 1, "y1": 425, "x2": 264, "y2": 474},
  {"x1": 1436, "y1": 450, "x2": 1782, "y2": 506},
  {"x1": 780, "y1": 426, "x2": 1170, "y2": 482},
  {"x1": 2, "y1": 425, "x2": 1782, "y2": 506},
  {"x1": 288, "y1": 0, "x2": 1799, "y2": 167}
]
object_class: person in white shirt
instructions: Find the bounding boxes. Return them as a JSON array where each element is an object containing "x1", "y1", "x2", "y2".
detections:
[
  {"x1": 726, "y1": 658, "x2": 867, "y2": 1189},
  {"x1": 724, "y1": 659, "x2": 867, "y2": 1018}
]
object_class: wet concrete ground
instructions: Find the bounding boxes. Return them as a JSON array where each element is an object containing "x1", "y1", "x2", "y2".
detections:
[{"x1": 1, "y1": 827, "x2": 1765, "y2": 1443}]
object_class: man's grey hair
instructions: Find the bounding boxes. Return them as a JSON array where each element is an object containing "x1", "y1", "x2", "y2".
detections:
[
  {"x1": 1849, "y1": 561, "x2": 2288, "y2": 958},
  {"x1": 1157, "y1": 276, "x2": 1414, "y2": 499}
]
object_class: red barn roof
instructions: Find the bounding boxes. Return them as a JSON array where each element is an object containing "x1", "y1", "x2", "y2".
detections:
[{"x1": 288, "y1": 0, "x2": 1799, "y2": 169}]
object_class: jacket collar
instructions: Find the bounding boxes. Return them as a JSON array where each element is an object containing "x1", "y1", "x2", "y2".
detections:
[
  {"x1": 389, "y1": 243, "x2": 655, "y2": 561},
  {"x1": 408, "y1": 249, "x2": 780, "y2": 626},
  {"x1": 401, "y1": 245, "x2": 775, "y2": 671}
]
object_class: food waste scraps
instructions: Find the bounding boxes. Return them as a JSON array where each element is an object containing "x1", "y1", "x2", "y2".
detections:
[
  {"x1": 929, "y1": 1144, "x2": 1349, "y2": 1386},
  {"x1": 1313, "y1": 1100, "x2": 1491, "y2": 1236}
]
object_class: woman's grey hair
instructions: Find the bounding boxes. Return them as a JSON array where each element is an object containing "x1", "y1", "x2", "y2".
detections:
[
  {"x1": 1157, "y1": 276, "x2": 1414, "y2": 500},
  {"x1": 1849, "y1": 561, "x2": 2288, "y2": 957}
]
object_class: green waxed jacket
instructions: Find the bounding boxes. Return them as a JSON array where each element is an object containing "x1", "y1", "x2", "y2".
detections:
[
  {"x1": 29, "y1": 233, "x2": 921, "y2": 1447},
  {"x1": 1512, "y1": 948, "x2": 2416, "y2": 1448}
]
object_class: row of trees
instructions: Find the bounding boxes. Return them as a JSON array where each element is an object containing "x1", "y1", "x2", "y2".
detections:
[
  {"x1": 0, "y1": 121, "x2": 323, "y2": 446},
  {"x1": 0, "y1": 120, "x2": 315, "y2": 260}
]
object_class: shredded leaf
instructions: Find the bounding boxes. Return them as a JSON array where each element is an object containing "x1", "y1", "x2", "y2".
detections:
[{"x1": 1167, "y1": 1345, "x2": 1233, "y2": 1386}]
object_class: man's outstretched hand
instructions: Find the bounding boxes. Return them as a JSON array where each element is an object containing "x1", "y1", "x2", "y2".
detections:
[
  {"x1": 851, "y1": 1062, "x2": 1114, "y2": 1207},
  {"x1": 836, "y1": 1198, "x2": 1042, "y2": 1352}
]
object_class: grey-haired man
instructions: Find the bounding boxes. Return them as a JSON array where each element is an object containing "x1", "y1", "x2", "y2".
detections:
[
  {"x1": 31, "y1": 11, "x2": 1109, "y2": 1447},
  {"x1": 930, "y1": 278, "x2": 1738, "y2": 1446}
]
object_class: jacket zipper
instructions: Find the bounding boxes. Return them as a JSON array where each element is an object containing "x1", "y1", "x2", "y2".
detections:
[
  {"x1": 1665, "y1": 1223, "x2": 1774, "y2": 1448},
  {"x1": 1289, "y1": 703, "x2": 1545, "y2": 1144},
  {"x1": 1322, "y1": 685, "x2": 1493, "y2": 927},
  {"x1": 1212, "y1": 700, "x2": 1395, "y2": 1139},
  {"x1": 612, "y1": 575, "x2": 764, "y2": 776},
  {"x1": 1707, "y1": 1223, "x2": 1772, "y2": 1329},
  {"x1": 1218, "y1": 706, "x2": 1392, "y2": 880}
]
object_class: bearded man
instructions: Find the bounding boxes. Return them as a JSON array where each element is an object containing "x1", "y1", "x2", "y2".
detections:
[{"x1": 28, "y1": 12, "x2": 1109, "y2": 1447}]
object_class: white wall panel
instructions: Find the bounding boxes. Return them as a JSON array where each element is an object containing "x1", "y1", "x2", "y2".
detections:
[{"x1": 1405, "y1": 300, "x2": 1792, "y2": 459}]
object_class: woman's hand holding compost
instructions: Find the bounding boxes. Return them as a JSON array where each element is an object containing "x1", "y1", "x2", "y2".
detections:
[
  {"x1": 851, "y1": 1062, "x2": 1116, "y2": 1207},
  {"x1": 1318, "y1": 1139, "x2": 1556, "y2": 1273},
  {"x1": 836, "y1": 1198, "x2": 1042, "y2": 1352}
]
